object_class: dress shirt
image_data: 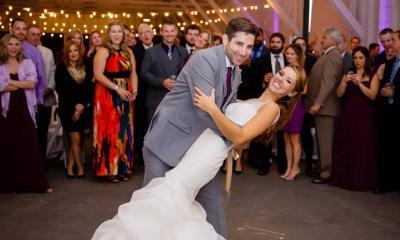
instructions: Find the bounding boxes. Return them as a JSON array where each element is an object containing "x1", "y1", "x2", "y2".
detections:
[
  {"x1": 22, "y1": 41, "x2": 46, "y2": 104},
  {"x1": 270, "y1": 52, "x2": 285, "y2": 75}
]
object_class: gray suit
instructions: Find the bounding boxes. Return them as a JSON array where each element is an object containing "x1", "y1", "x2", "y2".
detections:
[
  {"x1": 141, "y1": 43, "x2": 188, "y2": 120},
  {"x1": 143, "y1": 45, "x2": 240, "y2": 238},
  {"x1": 305, "y1": 47, "x2": 343, "y2": 178}
]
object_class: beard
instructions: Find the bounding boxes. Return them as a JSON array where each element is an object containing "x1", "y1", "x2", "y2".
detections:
[
  {"x1": 269, "y1": 46, "x2": 283, "y2": 54},
  {"x1": 186, "y1": 41, "x2": 195, "y2": 47}
]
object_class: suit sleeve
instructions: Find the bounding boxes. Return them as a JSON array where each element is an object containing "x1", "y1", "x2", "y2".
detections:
[
  {"x1": 140, "y1": 49, "x2": 165, "y2": 88},
  {"x1": 315, "y1": 56, "x2": 342, "y2": 106},
  {"x1": 55, "y1": 64, "x2": 65, "y2": 101},
  {"x1": 184, "y1": 53, "x2": 221, "y2": 134},
  {"x1": 47, "y1": 51, "x2": 56, "y2": 89}
]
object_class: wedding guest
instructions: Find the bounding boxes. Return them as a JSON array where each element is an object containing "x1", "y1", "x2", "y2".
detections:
[
  {"x1": 182, "y1": 24, "x2": 201, "y2": 54},
  {"x1": 0, "y1": 34, "x2": 52, "y2": 193},
  {"x1": 26, "y1": 24, "x2": 56, "y2": 167},
  {"x1": 374, "y1": 30, "x2": 400, "y2": 193},
  {"x1": 293, "y1": 36, "x2": 317, "y2": 176},
  {"x1": 330, "y1": 46, "x2": 378, "y2": 191},
  {"x1": 306, "y1": 28, "x2": 343, "y2": 184},
  {"x1": 92, "y1": 22, "x2": 138, "y2": 182},
  {"x1": 56, "y1": 41, "x2": 90, "y2": 178},
  {"x1": 133, "y1": 23, "x2": 154, "y2": 164},
  {"x1": 182, "y1": 30, "x2": 212, "y2": 67},
  {"x1": 282, "y1": 44, "x2": 306, "y2": 181}
]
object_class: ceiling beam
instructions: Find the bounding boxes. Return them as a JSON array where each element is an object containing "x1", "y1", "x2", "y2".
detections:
[
  {"x1": 231, "y1": 0, "x2": 262, "y2": 27},
  {"x1": 329, "y1": 0, "x2": 365, "y2": 38},
  {"x1": 204, "y1": 0, "x2": 228, "y2": 24},
  {"x1": 188, "y1": 0, "x2": 221, "y2": 33},
  {"x1": 265, "y1": 0, "x2": 301, "y2": 35}
]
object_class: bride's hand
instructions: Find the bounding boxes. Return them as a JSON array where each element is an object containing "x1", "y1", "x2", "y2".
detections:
[{"x1": 194, "y1": 87, "x2": 218, "y2": 113}]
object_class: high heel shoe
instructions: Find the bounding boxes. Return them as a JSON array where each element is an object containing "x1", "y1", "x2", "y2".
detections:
[{"x1": 284, "y1": 170, "x2": 301, "y2": 181}]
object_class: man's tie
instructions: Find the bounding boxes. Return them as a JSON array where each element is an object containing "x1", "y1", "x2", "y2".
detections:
[
  {"x1": 167, "y1": 46, "x2": 172, "y2": 60},
  {"x1": 388, "y1": 56, "x2": 400, "y2": 104},
  {"x1": 274, "y1": 55, "x2": 281, "y2": 74},
  {"x1": 222, "y1": 67, "x2": 233, "y2": 106}
]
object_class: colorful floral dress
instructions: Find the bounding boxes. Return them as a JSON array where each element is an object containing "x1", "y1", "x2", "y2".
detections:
[{"x1": 93, "y1": 49, "x2": 134, "y2": 177}]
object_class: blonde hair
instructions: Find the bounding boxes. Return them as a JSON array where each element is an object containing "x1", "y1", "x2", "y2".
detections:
[
  {"x1": 101, "y1": 22, "x2": 131, "y2": 62},
  {"x1": 0, "y1": 34, "x2": 25, "y2": 64},
  {"x1": 65, "y1": 29, "x2": 85, "y2": 54},
  {"x1": 200, "y1": 30, "x2": 213, "y2": 48}
]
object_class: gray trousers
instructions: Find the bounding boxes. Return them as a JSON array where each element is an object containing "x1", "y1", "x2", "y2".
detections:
[
  {"x1": 315, "y1": 115, "x2": 336, "y2": 178},
  {"x1": 142, "y1": 146, "x2": 227, "y2": 238}
]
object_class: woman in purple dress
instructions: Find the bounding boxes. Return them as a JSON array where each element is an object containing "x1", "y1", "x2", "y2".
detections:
[
  {"x1": 330, "y1": 46, "x2": 379, "y2": 191},
  {"x1": 281, "y1": 44, "x2": 306, "y2": 181},
  {"x1": 0, "y1": 34, "x2": 52, "y2": 193}
]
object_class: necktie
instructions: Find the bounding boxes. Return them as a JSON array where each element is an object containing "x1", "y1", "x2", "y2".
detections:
[
  {"x1": 388, "y1": 56, "x2": 400, "y2": 104},
  {"x1": 222, "y1": 67, "x2": 233, "y2": 106},
  {"x1": 167, "y1": 46, "x2": 172, "y2": 60},
  {"x1": 274, "y1": 55, "x2": 281, "y2": 74},
  {"x1": 189, "y1": 48, "x2": 194, "y2": 54}
]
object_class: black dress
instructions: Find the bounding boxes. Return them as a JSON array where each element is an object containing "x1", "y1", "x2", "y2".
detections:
[
  {"x1": 55, "y1": 64, "x2": 89, "y2": 132},
  {"x1": 0, "y1": 73, "x2": 51, "y2": 193}
]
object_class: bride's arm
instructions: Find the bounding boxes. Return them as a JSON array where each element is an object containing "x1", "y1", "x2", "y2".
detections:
[{"x1": 194, "y1": 87, "x2": 279, "y2": 145}]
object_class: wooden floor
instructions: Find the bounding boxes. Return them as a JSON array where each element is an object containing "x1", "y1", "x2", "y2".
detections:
[{"x1": 0, "y1": 161, "x2": 399, "y2": 240}]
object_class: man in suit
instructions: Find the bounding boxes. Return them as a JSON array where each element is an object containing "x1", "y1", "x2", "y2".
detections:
[
  {"x1": 26, "y1": 24, "x2": 56, "y2": 167},
  {"x1": 250, "y1": 32, "x2": 287, "y2": 176},
  {"x1": 142, "y1": 17, "x2": 257, "y2": 238},
  {"x1": 133, "y1": 23, "x2": 154, "y2": 164},
  {"x1": 141, "y1": 19, "x2": 188, "y2": 122},
  {"x1": 181, "y1": 24, "x2": 201, "y2": 54},
  {"x1": 374, "y1": 28, "x2": 394, "y2": 72},
  {"x1": 306, "y1": 27, "x2": 343, "y2": 184},
  {"x1": 375, "y1": 30, "x2": 400, "y2": 193},
  {"x1": 339, "y1": 38, "x2": 352, "y2": 74}
]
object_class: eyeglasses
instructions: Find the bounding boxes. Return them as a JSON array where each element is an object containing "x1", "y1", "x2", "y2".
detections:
[{"x1": 139, "y1": 31, "x2": 152, "y2": 36}]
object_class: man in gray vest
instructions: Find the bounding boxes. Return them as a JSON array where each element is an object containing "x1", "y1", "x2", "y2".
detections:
[{"x1": 142, "y1": 17, "x2": 257, "y2": 238}]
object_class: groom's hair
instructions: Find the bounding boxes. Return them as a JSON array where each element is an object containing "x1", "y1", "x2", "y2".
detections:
[{"x1": 225, "y1": 17, "x2": 258, "y2": 41}]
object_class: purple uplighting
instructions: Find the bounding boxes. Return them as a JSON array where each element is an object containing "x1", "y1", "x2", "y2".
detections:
[
  {"x1": 378, "y1": 0, "x2": 391, "y2": 30},
  {"x1": 274, "y1": 12, "x2": 279, "y2": 32}
]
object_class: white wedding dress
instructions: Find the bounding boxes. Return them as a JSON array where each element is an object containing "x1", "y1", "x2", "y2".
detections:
[{"x1": 92, "y1": 100, "x2": 275, "y2": 240}]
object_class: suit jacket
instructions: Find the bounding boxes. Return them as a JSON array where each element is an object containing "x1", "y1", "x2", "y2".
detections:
[
  {"x1": 144, "y1": 45, "x2": 241, "y2": 166},
  {"x1": 248, "y1": 50, "x2": 288, "y2": 97},
  {"x1": 305, "y1": 47, "x2": 343, "y2": 117},
  {"x1": 141, "y1": 43, "x2": 188, "y2": 109},
  {"x1": 342, "y1": 51, "x2": 352, "y2": 75},
  {"x1": 378, "y1": 56, "x2": 400, "y2": 106},
  {"x1": 133, "y1": 43, "x2": 150, "y2": 106}
]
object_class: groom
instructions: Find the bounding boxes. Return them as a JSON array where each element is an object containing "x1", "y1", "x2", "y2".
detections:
[{"x1": 142, "y1": 17, "x2": 257, "y2": 238}]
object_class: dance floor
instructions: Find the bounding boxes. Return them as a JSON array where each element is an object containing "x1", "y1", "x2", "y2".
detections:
[{"x1": 0, "y1": 160, "x2": 399, "y2": 240}]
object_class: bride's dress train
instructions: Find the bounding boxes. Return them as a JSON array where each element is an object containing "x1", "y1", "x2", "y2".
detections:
[{"x1": 92, "y1": 101, "x2": 269, "y2": 240}]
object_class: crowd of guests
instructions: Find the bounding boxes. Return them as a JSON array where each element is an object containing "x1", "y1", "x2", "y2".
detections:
[{"x1": 0, "y1": 16, "x2": 399, "y2": 194}]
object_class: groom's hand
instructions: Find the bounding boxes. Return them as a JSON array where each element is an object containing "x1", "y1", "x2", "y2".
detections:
[{"x1": 163, "y1": 79, "x2": 175, "y2": 91}]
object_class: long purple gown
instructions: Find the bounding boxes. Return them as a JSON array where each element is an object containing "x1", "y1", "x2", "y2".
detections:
[
  {"x1": 0, "y1": 73, "x2": 50, "y2": 193},
  {"x1": 330, "y1": 80, "x2": 376, "y2": 191}
]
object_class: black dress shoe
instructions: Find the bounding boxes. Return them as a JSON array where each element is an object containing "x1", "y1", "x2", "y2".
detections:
[
  {"x1": 257, "y1": 169, "x2": 269, "y2": 176},
  {"x1": 312, "y1": 177, "x2": 329, "y2": 184}
]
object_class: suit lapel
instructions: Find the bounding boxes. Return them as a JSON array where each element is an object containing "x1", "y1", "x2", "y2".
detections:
[{"x1": 156, "y1": 45, "x2": 170, "y2": 76}]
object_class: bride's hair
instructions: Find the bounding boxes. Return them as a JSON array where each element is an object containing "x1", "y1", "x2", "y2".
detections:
[{"x1": 261, "y1": 64, "x2": 307, "y2": 143}]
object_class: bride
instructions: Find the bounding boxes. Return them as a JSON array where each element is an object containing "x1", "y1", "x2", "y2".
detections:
[{"x1": 92, "y1": 65, "x2": 306, "y2": 240}]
